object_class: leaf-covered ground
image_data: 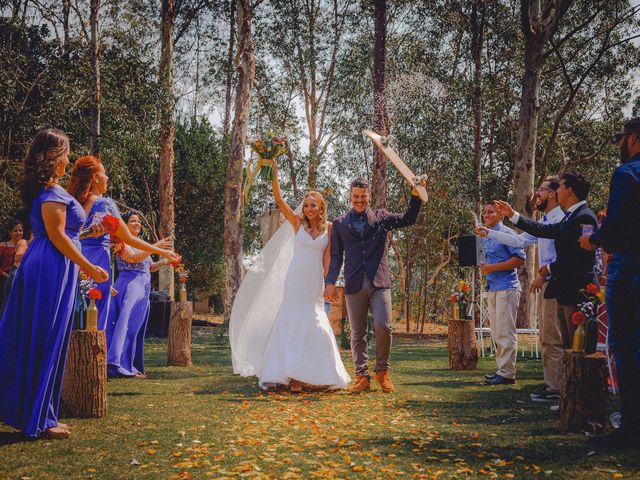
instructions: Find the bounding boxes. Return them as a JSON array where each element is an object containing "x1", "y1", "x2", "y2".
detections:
[{"x1": 1, "y1": 336, "x2": 639, "y2": 479}]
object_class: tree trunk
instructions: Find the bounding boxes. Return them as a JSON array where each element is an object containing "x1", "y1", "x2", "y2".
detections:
[
  {"x1": 257, "y1": 208, "x2": 283, "y2": 245},
  {"x1": 62, "y1": 0, "x2": 71, "y2": 57},
  {"x1": 159, "y1": 0, "x2": 176, "y2": 300},
  {"x1": 60, "y1": 330, "x2": 107, "y2": 418},
  {"x1": 167, "y1": 301, "x2": 193, "y2": 366},
  {"x1": 470, "y1": 0, "x2": 486, "y2": 216},
  {"x1": 511, "y1": 0, "x2": 574, "y2": 327},
  {"x1": 560, "y1": 350, "x2": 608, "y2": 433},
  {"x1": 513, "y1": 3, "x2": 546, "y2": 328},
  {"x1": 372, "y1": 0, "x2": 388, "y2": 209},
  {"x1": 224, "y1": 0, "x2": 256, "y2": 324},
  {"x1": 223, "y1": 0, "x2": 236, "y2": 137},
  {"x1": 447, "y1": 319, "x2": 479, "y2": 370},
  {"x1": 90, "y1": 0, "x2": 100, "y2": 156}
]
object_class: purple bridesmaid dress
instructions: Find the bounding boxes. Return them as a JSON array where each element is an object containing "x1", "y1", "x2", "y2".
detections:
[
  {"x1": 80, "y1": 196, "x2": 120, "y2": 331},
  {"x1": 106, "y1": 251, "x2": 151, "y2": 377},
  {"x1": 0, "y1": 186, "x2": 85, "y2": 437}
]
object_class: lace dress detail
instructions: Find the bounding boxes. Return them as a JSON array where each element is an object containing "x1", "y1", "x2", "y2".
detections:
[{"x1": 115, "y1": 251, "x2": 151, "y2": 274}]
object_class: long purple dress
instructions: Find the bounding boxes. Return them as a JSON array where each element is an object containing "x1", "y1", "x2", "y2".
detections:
[
  {"x1": 106, "y1": 250, "x2": 151, "y2": 377},
  {"x1": 0, "y1": 186, "x2": 85, "y2": 437},
  {"x1": 80, "y1": 196, "x2": 120, "y2": 331}
]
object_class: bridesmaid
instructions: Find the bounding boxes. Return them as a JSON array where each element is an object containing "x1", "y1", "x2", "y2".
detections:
[
  {"x1": 107, "y1": 212, "x2": 166, "y2": 378},
  {"x1": 67, "y1": 156, "x2": 179, "y2": 330},
  {"x1": 0, "y1": 219, "x2": 24, "y2": 305},
  {"x1": 0, "y1": 129, "x2": 109, "y2": 439}
]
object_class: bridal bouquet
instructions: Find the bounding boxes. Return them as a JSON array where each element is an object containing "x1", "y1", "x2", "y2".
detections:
[{"x1": 250, "y1": 135, "x2": 287, "y2": 181}]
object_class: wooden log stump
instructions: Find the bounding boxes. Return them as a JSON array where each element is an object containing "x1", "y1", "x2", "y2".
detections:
[
  {"x1": 447, "y1": 319, "x2": 479, "y2": 370},
  {"x1": 560, "y1": 350, "x2": 608, "y2": 433},
  {"x1": 167, "y1": 301, "x2": 193, "y2": 366},
  {"x1": 60, "y1": 330, "x2": 107, "y2": 418}
]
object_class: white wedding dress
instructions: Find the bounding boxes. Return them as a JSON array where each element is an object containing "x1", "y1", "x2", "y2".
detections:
[{"x1": 230, "y1": 222, "x2": 350, "y2": 390}]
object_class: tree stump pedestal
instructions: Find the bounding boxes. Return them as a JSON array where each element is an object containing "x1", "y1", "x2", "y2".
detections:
[
  {"x1": 167, "y1": 301, "x2": 193, "y2": 366},
  {"x1": 447, "y1": 319, "x2": 479, "y2": 370},
  {"x1": 560, "y1": 350, "x2": 608, "y2": 433},
  {"x1": 60, "y1": 330, "x2": 107, "y2": 418}
]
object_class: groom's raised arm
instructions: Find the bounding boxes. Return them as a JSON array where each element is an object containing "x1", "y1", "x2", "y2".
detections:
[
  {"x1": 382, "y1": 195, "x2": 422, "y2": 231},
  {"x1": 325, "y1": 219, "x2": 343, "y2": 286}
]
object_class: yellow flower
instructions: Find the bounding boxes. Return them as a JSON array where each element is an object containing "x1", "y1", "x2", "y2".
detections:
[{"x1": 596, "y1": 290, "x2": 605, "y2": 303}]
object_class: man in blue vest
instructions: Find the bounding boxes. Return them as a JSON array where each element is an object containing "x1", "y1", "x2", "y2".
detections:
[{"x1": 580, "y1": 117, "x2": 640, "y2": 450}]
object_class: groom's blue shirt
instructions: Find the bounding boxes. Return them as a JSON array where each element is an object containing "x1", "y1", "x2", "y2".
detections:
[{"x1": 326, "y1": 195, "x2": 422, "y2": 294}]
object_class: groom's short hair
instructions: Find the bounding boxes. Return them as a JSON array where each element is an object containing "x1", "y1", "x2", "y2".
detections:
[{"x1": 350, "y1": 178, "x2": 369, "y2": 190}]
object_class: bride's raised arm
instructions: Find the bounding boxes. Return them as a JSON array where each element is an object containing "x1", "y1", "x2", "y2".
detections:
[{"x1": 271, "y1": 162, "x2": 300, "y2": 230}]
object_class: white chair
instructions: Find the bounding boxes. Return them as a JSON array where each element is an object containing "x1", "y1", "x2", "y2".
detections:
[
  {"x1": 516, "y1": 292, "x2": 540, "y2": 359},
  {"x1": 596, "y1": 304, "x2": 618, "y2": 395},
  {"x1": 476, "y1": 291, "x2": 495, "y2": 357}
]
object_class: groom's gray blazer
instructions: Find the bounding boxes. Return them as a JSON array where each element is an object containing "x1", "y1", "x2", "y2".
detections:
[{"x1": 325, "y1": 195, "x2": 423, "y2": 294}]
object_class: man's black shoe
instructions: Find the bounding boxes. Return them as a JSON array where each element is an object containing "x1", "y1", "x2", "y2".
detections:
[
  {"x1": 484, "y1": 373, "x2": 498, "y2": 380},
  {"x1": 589, "y1": 429, "x2": 640, "y2": 451},
  {"x1": 530, "y1": 388, "x2": 560, "y2": 403},
  {"x1": 484, "y1": 374, "x2": 515, "y2": 385}
]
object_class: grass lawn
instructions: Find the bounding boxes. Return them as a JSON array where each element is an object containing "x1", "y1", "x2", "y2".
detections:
[{"x1": 1, "y1": 335, "x2": 639, "y2": 479}]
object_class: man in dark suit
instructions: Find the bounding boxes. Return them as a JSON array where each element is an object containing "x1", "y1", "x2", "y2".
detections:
[
  {"x1": 580, "y1": 117, "x2": 640, "y2": 450},
  {"x1": 494, "y1": 172, "x2": 598, "y2": 349},
  {"x1": 324, "y1": 177, "x2": 426, "y2": 393}
]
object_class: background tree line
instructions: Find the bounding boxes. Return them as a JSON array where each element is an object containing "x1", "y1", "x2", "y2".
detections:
[{"x1": 1, "y1": 0, "x2": 638, "y2": 327}]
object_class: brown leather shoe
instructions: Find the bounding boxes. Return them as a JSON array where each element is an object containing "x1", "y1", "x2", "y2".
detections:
[
  {"x1": 349, "y1": 374, "x2": 371, "y2": 393},
  {"x1": 375, "y1": 370, "x2": 395, "y2": 393},
  {"x1": 290, "y1": 379, "x2": 304, "y2": 393}
]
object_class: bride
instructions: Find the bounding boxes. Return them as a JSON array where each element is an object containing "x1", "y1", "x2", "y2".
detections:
[{"x1": 229, "y1": 162, "x2": 350, "y2": 392}]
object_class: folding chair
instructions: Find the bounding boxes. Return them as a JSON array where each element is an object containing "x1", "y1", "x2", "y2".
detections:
[
  {"x1": 516, "y1": 292, "x2": 540, "y2": 359},
  {"x1": 475, "y1": 291, "x2": 495, "y2": 357},
  {"x1": 596, "y1": 303, "x2": 618, "y2": 395}
]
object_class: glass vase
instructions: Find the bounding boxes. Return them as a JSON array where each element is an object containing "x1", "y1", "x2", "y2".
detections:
[
  {"x1": 85, "y1": 298, "x2": 98, "y2": 331},
  {"x1": 572, "y1": 323, "x2": 585, "y2": 353},
  {"x1": 179, "y1": 283, "x2": 187, "y2": 302}
]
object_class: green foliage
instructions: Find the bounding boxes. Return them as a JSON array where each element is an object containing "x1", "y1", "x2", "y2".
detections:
[{"x1": 174, "y1": 117, "x2": 228, "y2": 297}]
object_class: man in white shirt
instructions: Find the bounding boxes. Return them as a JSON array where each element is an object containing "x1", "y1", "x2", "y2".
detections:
[{"x1": 476, "y1": 178, "x2": 564, "y2": 403}]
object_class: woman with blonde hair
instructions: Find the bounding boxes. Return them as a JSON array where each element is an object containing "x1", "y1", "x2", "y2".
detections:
[{"x1": 230, "y1": 162, "x2": 350, "y2": 392}]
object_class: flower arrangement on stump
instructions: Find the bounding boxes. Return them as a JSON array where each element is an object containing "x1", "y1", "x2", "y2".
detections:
[
  {"x1": 571, "y1": 282, "x2": 603, "y2": 354},
  {"x1": 175, "y1": 263, "x2": 189, "y2": 302},
  {"x1": 85, "y1": 287, "x2": 102, "y2": 331},
  {"x1": 450, "y1": 280, "x2": 470, "y2": 320}
]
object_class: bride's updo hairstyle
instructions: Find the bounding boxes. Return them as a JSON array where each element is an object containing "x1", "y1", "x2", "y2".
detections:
[{"x1": 300, "y1": 190, "x2": 327, "y2": 233}]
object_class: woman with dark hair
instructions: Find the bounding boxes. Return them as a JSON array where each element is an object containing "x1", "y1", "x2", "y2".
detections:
[
  {"x1": 107, "y1": 212, "x2": 164, "y2": 378},
  {"x1": 67, "y1": 156, "x2": 178, "y2": 331},
  {"x1": 0, "y1": 219, "x2": 24, "y2": 302},
  {"x1": 0, "y1": 129, "x2": 109, "y2": 439}
]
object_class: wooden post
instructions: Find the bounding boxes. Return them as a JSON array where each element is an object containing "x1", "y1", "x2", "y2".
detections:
[
  {"x1": 447, "y1": 319, "x2": 479, "y2": 370},
  {"x1": 560, "y1": 350, "x2": 608, "y2": 433},
  {"x1": 167, "y1": 301, "x2": 193, "y2": 366},
  {"x1": 60, "y1": 330, "x2": 107, "y2": 418}
]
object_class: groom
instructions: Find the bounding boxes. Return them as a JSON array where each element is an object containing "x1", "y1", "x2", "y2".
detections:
[{"x1": 324, "y1": 177, "x2": 426, "y2": 393}]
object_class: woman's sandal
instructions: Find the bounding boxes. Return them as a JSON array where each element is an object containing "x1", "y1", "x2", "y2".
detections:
[
  {"x1": 133, "y1": 373, "x2": 147, "y2": 379},
  {"x1": 43, "y1": 426, "x2": 70, "y2": 439}
]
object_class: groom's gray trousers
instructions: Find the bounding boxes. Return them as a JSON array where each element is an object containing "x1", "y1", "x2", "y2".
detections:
[{"x1": 344, "y1": 274, "x2": 393, "y2": 376}]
